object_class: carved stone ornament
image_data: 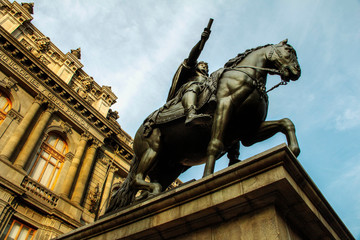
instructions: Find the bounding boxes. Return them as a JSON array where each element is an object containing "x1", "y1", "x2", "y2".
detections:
[
  {"x1": 60, "y1": 121, "x2": 72, "y2": 134},
  {"x1": 7, "y1": 109, "x2": 23, "y2": 123},
  {"x1": 81, "y1": 76, "x2": 94, "y2": 92},
  {"x1": 35, "y1": 36, "x2": 50, "y2": 52},
  {"x1": 0, "y1": 76, "x2": 18, "y2": 91},
  {"x1": 89, "y1": 184, "x2": 100, "y2": 213},
  {"x1": 45, "y1": 103, "x2": 57, "y2": 113},
  {"x1": 71, "y1": 47, "x2": 81, "y2": 60},
  {"x1": 65, "y1": 152, "x2": 74, "y2": 162},
  {"x1": 90, "y1": 139, "x2": 102, "y2": 149},
  {"x1": 107, "y1": 109, "x2": 119, "y2": 121},
  {"x1": 80, "y1": 132, "x2": 91, "y2": 141},
  {"x1": 97, "y1": 151, "x2": 111, "y2": 165},
  {"x1": 21, "y1": 2, "x2": 34, "y2": 14}
]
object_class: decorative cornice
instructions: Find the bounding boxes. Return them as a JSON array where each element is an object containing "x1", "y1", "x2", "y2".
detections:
[
  {"x1": 1, "y1": 1, "x2": 33, "y2": 25},
  {"x1": 0, "y1": 18, "x2": 133, "y2": 149}
]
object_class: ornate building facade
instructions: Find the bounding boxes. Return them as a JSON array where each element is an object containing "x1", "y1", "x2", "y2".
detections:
[{"x1": 0, "y1": 1, "x2": 136, "y2": 239}]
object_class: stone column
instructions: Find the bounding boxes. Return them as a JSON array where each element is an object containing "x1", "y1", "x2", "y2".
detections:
[
  {"x1": 13, "y1": 104, "x2": 56, "y2": 170},
  {"x1": 0, "y1": 95, "x2": 44, "y2": 161},
  {"x1": 99, "y1": 165, "x2": 117, "y2": 216},
  {"x1": 60, "y1": 133, "x2": 89, "y2": 197},
  {"x1": 53, "y1": 152, "x2": 74, "y2": 194},
  {"x1": 71, "y1": 140, "x2": 101, "y2": 205}
]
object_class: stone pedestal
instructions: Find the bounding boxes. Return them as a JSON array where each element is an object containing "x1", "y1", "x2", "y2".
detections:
[{"x1": 55, "y1": 144, "x2": 354, "y2": 240}]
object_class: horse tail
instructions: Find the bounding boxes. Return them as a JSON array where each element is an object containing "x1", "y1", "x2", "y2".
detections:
[{"x1": 105, "y1": 155, "x2": 140, "y2": 214}]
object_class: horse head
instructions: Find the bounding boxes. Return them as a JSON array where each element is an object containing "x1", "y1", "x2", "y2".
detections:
[{"x1": 267, "y1": 39, "x2": 301, "y2": 82}]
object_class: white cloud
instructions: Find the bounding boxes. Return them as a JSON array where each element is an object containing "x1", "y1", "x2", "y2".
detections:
[{"x1": 336, "y1": 107, "x2": 360, "y2": 131}]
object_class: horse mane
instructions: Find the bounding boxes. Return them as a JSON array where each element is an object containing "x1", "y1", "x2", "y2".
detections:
[{"x1": 224, "y1": 44, "x2": 272, "y2": 68}]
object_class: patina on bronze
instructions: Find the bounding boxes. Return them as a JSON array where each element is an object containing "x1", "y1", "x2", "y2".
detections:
[{"x1": 106, "y1": 22, "x2": 301, "y2": 213}]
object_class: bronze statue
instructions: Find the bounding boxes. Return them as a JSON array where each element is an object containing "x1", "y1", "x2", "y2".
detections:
[{"x1": 106, "y1": 23, "x2": 301, "y2": 213}]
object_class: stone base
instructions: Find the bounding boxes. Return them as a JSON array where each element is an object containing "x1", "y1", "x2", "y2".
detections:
[{"x1": 56, "y1": 144, "x2": 354, "y2": 240}]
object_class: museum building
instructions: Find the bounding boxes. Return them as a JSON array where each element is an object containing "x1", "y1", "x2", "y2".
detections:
[{"x1": 0, "y1": 1, "x2": 136, "y2": 239}]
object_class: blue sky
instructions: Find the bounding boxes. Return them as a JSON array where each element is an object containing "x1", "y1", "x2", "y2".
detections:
[{"x1": 29, "y1": 0, "x2": 360, "y2": 237}]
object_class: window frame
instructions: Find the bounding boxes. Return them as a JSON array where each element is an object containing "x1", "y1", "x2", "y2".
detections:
[
  {"x1": 4, "y1": 219, "x2": 36, "y2": 240},
  {"x1": 29, "y1": 133, "x2": 68, "y2": 190}
]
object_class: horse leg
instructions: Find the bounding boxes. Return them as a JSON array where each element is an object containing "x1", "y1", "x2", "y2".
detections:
[
  {"x1": 227, "y1": 142, "x2": 241, "y2": 166},
  {"x1": 204, "y1": 82, "x2": 254, "y2": 177},
  {"x1": 203, "y1": 97, "x2": 232, "y2": 177},
  {"x1": 242, "y1": 118, "x2": 300, "y2": 156},
  {"x1": 133, "y1": 128, "x2": 162, "y2": 196}
]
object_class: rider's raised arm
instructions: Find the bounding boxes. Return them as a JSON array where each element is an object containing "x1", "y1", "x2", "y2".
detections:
[{"x1": 186, "y1": 30, "x2": 210, "y2": 67}]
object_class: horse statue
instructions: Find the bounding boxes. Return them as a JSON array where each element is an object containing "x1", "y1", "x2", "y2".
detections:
[{"x1": 106, "y1": 39, "x2": 301, "y2": 213}]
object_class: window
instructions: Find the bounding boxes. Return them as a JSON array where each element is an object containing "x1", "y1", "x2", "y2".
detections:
[
  {"x1": 29, "y1": 133, "x2": 68, "y2": 190},
  {"x1": 0, "y1": 90, "x2": 12, "y2": 125},
  {"x1": 3, "y1": 219, "x2": 36, "y2": 240}
]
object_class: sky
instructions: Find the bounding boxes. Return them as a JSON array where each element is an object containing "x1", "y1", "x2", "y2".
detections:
[{"x1": 26, "y1": 0, "x2": 360, "y2": 238}]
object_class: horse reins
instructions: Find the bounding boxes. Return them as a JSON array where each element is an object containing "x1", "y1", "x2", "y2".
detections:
[{"x1": 229, "y1": 65, "x2": 288, "y2": 93}]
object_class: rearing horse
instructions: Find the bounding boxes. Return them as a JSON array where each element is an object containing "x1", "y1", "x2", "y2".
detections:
[{"x1": 106, "y1": 39, "x2": 301, "y2": 213}]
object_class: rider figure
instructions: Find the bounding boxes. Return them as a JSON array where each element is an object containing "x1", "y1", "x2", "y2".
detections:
[{"x1": 167, "y1": 30, "x2": 211, "y2": 126}]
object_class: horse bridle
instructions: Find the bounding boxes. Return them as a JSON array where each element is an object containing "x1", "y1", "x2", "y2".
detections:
[{"x1": 229, "y1": 44, "x2": 289, "y2": 93}]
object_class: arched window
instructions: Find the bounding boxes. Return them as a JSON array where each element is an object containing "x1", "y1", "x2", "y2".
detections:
[
  {"x1": 0, "y1": 90, "x2": 12, "y2": 125},
  {"x1": 29, "y1": 133, "x2": 68, "y2": 190}
]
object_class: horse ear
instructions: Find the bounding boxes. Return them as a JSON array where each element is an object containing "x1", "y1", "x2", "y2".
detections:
[{"x1": 280, "y1": 39, "x2": 288, "y2": 45}]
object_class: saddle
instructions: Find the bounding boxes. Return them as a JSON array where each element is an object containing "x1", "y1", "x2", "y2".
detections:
[{"x1": 143, "y1": 68, "x2": 225, "y2": 137}]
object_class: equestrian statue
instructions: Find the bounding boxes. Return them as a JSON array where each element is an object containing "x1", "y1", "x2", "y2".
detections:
[{"x1": 106, "y1": 19, "x2": 301, "y2": 213}]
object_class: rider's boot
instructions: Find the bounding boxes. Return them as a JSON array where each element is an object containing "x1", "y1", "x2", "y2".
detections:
[{"x1": 185, "y1": 105, "x2": 211, "y2": 126}]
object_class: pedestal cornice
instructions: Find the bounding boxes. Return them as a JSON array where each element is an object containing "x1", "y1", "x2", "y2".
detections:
[{"x1": 55, "y1": 144, "x2": 354, "y2": 240}]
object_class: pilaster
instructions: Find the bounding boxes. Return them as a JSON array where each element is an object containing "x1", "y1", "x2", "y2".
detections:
[
  {"x1": 53, "y1": 152, "x2": 74, "y2": 194},
  {"x1": 98, "y1": 165, "x2": 117, "y2": 217},
  {"x1": 71, "y1": 140, "x2": 101, "y2": 205},
  {"x1": 60, "y1": 133, "x2": 89, "y2": 197}
]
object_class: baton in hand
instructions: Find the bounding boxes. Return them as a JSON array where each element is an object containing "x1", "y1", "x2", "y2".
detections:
[{"x1": 199, "y1": 18, "x2": 214, "y2": 51}]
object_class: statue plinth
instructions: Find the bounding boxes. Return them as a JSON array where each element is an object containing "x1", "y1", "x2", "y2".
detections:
[{"x1": 56, "y1": 144, "x2": 354, "y2": 240}]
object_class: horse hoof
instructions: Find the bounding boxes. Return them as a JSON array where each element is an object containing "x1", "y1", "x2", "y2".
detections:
[
  {"x1": 290, "y1": 146, "x2": 300, "y2": 157},
  {"x1": 135, "y1": 191, "x2": 149, "y2": 201}
]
